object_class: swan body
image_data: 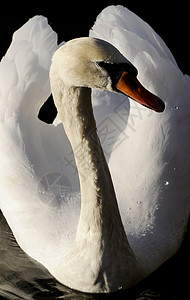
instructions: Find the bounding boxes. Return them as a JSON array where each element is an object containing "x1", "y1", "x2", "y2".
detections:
[{"x1": 0, "y1": 5, "x2": 190, "y2": 294}]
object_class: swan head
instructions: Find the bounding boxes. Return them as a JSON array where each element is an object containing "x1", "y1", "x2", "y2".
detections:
[{"x1": 51, "y1": 37, "x2": 165, "y2": 112}]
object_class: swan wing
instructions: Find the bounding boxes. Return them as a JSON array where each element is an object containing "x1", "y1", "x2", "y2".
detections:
[
  {"x1": 90, "y1": 5, "x2": 190, "y2": 267},
  {"x1": 0, "y1": 16, "x2": 80, "y2": 266}
]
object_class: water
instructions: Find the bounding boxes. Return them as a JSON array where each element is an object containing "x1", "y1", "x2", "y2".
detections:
[{"x1": 0, "y1": 211, "x2": 189, "y2": 299}]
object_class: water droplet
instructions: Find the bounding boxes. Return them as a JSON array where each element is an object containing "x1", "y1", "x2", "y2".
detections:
[
  {"x1": 128, "y1": 207, "x2": 132, "y2": 210},
  {"x1": 118, "y1": 286, "x2": 123, "y2": 290},
  {"x1": 174, "y1": 106, "x2": 179, "y2": 110},
  {"x1": 142, "y1": 233, "x2": 146, "y2": 237},
  {"x1": 165, "y1": 181, "x2": 169, "y2": 186},
  {"x1": 137, "y1": 201, "x2": 142, "y2": 204}
]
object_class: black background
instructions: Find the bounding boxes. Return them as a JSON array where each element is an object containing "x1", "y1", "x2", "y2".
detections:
[
  {"x1": 0, "y1": 1, "x2": 189, "y2": 74},
  {"x1": 0, "y1": 2, "x2": 189, "y2": 298},
  {"x1": 1, "y1": 1, "x2": 188, "y2": 123}
]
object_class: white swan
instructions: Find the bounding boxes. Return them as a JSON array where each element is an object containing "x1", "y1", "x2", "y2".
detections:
[{"x1": 0, "y1": 5, "x2": 190, "y2": 294}]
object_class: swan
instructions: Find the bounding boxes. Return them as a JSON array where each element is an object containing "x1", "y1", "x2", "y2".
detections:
[{"x1": 0, "y1": 5, "x2": 190, "y2": 294}]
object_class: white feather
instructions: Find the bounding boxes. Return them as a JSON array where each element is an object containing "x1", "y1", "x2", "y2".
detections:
[
  {"x1": 90, "y1": 5, "x2": 190, "y2": 267},
  {"x1": 0, "y1": 5, "x2": 190, "y2": 293},
  {"x1": 0, "y1": 16, "x2": 80, "y2": 267}
]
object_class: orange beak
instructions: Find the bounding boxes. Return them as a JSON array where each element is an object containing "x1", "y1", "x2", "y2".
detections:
[{"x1": 116, "y1": 71, "x2": 165, "y2": 113}]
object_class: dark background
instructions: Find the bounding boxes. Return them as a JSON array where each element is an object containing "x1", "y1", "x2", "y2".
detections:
[
  {"x1": 0, "y1": 1, "x2": 189, "y2": 74},
  {"x1": 0, "y1": 2, "x2": 189, "y2": 299}
]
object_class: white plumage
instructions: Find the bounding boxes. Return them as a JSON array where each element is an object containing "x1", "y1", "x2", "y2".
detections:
[
  {"x1": 90, "y1": 5, "x2": 190, "y2": 263},
  {"x1": 0, "y1": 5, "x2": 189, "y2": 294}
]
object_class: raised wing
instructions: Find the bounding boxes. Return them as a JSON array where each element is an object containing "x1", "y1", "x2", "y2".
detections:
[
  {"x1": 0, "y1": 16, "x2": 80, "y2": 266},
  {"x1": 90, "y1": 5, "x2": 190, "y2": 268}
]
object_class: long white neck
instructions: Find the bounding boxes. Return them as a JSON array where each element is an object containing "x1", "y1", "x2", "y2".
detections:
[{"x1": 51, "y1": 80, "x2": 140, "y2": 293}]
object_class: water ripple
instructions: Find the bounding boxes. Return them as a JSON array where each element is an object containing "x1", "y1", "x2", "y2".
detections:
[{"x1": 0, "y1": 211, "x2": 189, "y2": 299}]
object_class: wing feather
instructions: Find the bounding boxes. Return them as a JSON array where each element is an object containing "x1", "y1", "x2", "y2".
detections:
[{"x1": 0, "y1": 16, "x2": 80, "y2": 264}]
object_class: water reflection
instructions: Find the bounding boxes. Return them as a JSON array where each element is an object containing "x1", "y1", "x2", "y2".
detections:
[{"x1": 0, "y1": 211, "x2": 189, "y2": 299}]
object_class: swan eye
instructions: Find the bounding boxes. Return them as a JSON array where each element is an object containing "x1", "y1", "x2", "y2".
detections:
[{"x1": 97, "y1": 61, "x2": 138, "y2": 90}]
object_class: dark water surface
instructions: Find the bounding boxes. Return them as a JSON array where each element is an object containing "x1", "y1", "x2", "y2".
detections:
[{"x1": 0, "y1": 211, "x2": 189, "y2": 299}]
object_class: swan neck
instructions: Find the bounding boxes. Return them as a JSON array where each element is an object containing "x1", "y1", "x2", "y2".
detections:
[
  {"x1": 61, "y1": 85, "x2": 133, "y2": 245},
  {"x1": 58, "y1": 85, "x2": 121, "y2": 219},
  {"x1": 51, "y1": 83, "x2": 139, "y2": 291}
]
